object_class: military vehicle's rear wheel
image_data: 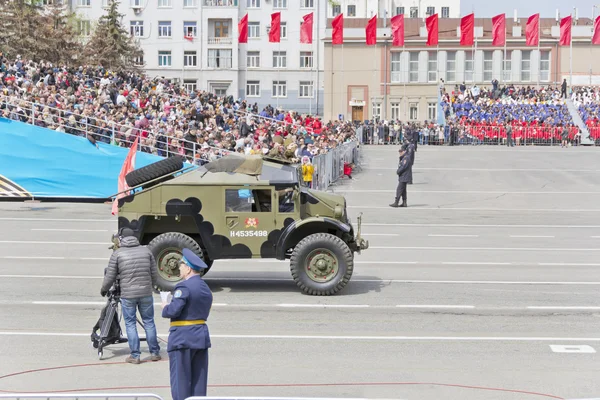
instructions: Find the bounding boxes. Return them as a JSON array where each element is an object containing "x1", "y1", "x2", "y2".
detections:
[
  {"x1": 148, "y1": 232, "x2": 212, "y2": 292},
  {"x1": 290, "y1": 233, "x2": 354, "y2": 296}
]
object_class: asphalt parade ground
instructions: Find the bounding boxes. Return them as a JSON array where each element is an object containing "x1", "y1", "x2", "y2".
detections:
[{"x1": 1, "y1": 145, "x2": 600, "y2": 400}]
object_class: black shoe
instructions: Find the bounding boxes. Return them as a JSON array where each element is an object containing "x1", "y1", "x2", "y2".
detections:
[
  {"x1": 389, "y1": 203, "x2": 399, "y2": 208},
  {"x1": 399, "y1": 201, "x2": 407, "y2": 208}
]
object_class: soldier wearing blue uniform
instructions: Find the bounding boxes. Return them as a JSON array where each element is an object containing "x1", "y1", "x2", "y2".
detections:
[{"x1": 161, "y1": 248, "x2": 213, "y2": 400}]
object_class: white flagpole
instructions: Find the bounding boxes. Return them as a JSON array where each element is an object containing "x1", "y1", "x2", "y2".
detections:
[
  {"x1": 537, "y1": 15, "x2": 541, "y2": 89},
  {"x1": 503, "y1": 18, "x2": 507, "y2": 84}
]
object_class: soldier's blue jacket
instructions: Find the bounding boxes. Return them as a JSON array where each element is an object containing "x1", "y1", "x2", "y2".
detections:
[{"x1": 162, "y1": 275, "x2": 213, "y2": 352}]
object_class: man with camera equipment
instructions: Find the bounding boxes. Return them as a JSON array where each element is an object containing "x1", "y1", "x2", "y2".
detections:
[
  {"x1": 162, "y1": 248, "x2": 213, "y2": 400},
  {"x1": 100, "y1": 227, "x2": 161, "y2": 364}
]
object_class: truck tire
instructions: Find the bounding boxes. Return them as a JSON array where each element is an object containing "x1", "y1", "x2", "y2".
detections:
[
  {"x1": 125, "y1": 156, "x2": 185, "y2": 188},
  {"x1": 289, "y1": 233, "x2": 354, "y2": 296},
  {"x1": 147, "y1": 232, "x2": 212, "y2": 292}
]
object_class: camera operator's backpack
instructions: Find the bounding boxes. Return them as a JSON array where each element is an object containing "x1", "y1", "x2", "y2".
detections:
[{"x1": 90, "y1": 302, "x2": 122, "y2": 348}]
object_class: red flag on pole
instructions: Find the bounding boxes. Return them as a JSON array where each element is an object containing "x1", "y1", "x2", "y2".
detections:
[
  {"x1": 111, "y1": 137, "x2": 139, "y2": 216},
  {"x1": 460, "y1": 13, "x2": 474, "y2": 46},
  {"x1": 492, "y1": 13, "x2": 506, "y2": 46},
  {"x1": 559, "y1": 15, "x2": 572, "y2": 46},
  {"x1": 238, "y1": 13, "x2": 248, "y2": 43},
  {"x1": 269, "y1": 12, "x2": 281, "y2": 43},
  {"x1": 594, "y1": 16, "x2": 600, "y2": 45},
  {"x1": 184, "y1": 35, "x2": 194, "y2": 42},
  {"x1": 332, "y1": 13, "x2": 344, "y2": 45},
  {"x1": 391, "y1": 14, "x2": 404, "y2": 46},
  {"x1": 525, "y1": 13, "x2": 540, "y2": 46},
  {"x1": 300, "y1": 12, "x2": 314, "y2": 44},
  {"x1": 366, "y1": 15, "x2": 377, "y2": 45},
  {"x1": 426, "y1": 14, "x2": 439, "y2": 46}
]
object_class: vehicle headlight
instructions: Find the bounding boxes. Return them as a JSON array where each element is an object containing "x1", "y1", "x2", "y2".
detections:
[{"x1": 334, "y1": 204, "x2": 343, "y2": 219}]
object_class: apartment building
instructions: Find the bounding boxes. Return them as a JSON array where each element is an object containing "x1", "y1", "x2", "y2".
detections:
[
  {"x1": 69, "y1": 0, "x2": 327, "y2": 115},
  {"x1": 327, "y1": 0, "x2": 461, "y2": 19}
]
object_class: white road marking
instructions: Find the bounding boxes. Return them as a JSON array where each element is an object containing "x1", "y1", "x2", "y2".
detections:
[
  {"x1": 510, "y1": 235, "x2": 555, "y2": 238},
  {"x1": 340, "y1": 190, "x2": 600, "y2": 195},
  {"x1": 395, "y1": 305, "x2": 475, "y2": 309},
  {"x1": 349, "y1": 206, "x2": 600, "y2": 212},
  {"x1": 3, "y1": 331, "x2": 600, "y2": 342},
  {"x1": 549, "y1": 345, "x2": 596, "y2": 353},
  {"x1": 0, "y1": 240, "x2": 109, "y2": 245},
  {"x1": 527, "y1": 306, "x2": 600, "y2": 310},
  {"x1": 370, "y1": 246, "x2": 600, "y2": 252},
  {"x1": 442, "y1": 262, "x2": 512, "y2": 265},
  {"x1": 0, "y1": 218, "x2": 115, "y2": 222},
  {"x1": 428, "y1": 234, "x2": 479, "y2": 238},
  {"x1": 362, "y1": 233, "x2": 399, "y2": 236},
  {"x1": 278, "y1": 304, "x2": 370, "y2": 308},
  {"x1": 30, "y1": 301, "x2": 229, "y2": 307},
  {"x1": 538, "y1": 263, "x2": 600, "y2": 266},
  {"x1": 30, "y1": 228, "x2": 110, "y2": 232},
  {"x1": 367, "y1": 167, "x2": 600, "y2": 172},
  {"x1": 591, "y1": 236, "x2": 600, "y2": 238},
  {"x1": 0, "y1": 256, "x2": 66, "y2": 260},
  {"x1": 362, "y1": 223, "x2": 600, "y2": 228}
]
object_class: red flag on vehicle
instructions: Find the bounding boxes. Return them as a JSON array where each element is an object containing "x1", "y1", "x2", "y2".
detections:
[
  {"x1": 391, "y1": 14, "x2": 404, "y2": 46},
  {"x1": 525, "y1": 13, "x2": 540, "y2": 46},
  {"x1": 269, "y1": 12, "x2": 281, "y2": 43},
  {"x1": 366, "y1": 15, "x2": 377, "y2": 45},
  {"x1": 332, "y1": 13, "x2": 344, "y2": 45},
  {"x1": 460, "y1": 13, "x2": 474, "y2": 46},
  {"x1": 594, "y1": 16, "x2": 600, "y2": 45},
  {"x1": 559, "y1": 15, "x2": 572, "y2": 46},
  {"x1": 426, "y1": 14, "x2": 438, "y2": 46},
  {"x1": 111, "y1": 137, "x2": 139, "y2": 216},
  {"x1": 492, "y1": 13, "x2": 506, "y2": 46},
  {"x1": 238, "y1": 13, "x2": 248, "y2": 43},
  {"x1": 300, "y1": 12, "x2": 313, "y2": 44}
]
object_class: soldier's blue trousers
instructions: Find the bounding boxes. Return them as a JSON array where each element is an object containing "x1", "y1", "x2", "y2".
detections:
[{"x1": 169, "y1": 348, "x2": 209, "y2": 400}]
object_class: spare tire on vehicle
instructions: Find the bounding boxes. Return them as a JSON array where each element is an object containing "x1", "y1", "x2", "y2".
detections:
[{"x1": 125, "y1": 156, "x2": 185, "y2": 188}]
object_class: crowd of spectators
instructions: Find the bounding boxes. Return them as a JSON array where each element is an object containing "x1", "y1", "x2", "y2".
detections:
[
  {"x1": 0, "y1": 54, "x2": 358, "y2": 166},
  {"x1": 573, "y1": 86, "x2": 600, "y2": 140}
]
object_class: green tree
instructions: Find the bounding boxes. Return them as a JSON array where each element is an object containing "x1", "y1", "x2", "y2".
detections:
[{"x1": 82, "y1": 0, "x2": 144, "y2": 71}]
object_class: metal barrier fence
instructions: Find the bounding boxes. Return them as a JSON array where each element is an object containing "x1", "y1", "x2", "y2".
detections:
[
  {"x1": 0, "y1": 394, "x2": 164, "y2": 400},
  {"x1": 311, "y1": 142, "x2": 359, "y2": 191}
]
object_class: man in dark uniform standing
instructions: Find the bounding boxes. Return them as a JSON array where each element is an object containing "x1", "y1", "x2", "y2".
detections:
[
  {"x1": 389, "y1": 144, "x2": 413, "y2": 208},
  {"x1": 162, "y1": 248, "x2": 213, "y2": 400}
]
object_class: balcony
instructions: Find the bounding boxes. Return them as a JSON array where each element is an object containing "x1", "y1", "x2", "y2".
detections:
[
  {"x1": 208, "y1": 37, "x2": 233, "y2": 45},
  {"x1": 203, "y1": 0, "x2": 238, "y2": 6}
]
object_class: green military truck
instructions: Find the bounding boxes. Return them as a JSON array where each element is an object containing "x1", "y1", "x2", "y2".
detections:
[{"x1": 112, "y1": 154, "x2": 368, "y2": 296}]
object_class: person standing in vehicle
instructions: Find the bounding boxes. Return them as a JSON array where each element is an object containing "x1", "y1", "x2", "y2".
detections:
[
  {"x1": 162, "y1": 248, "x2": 213, "y2": 400},
  {"x1": 390, "y1": 144, "x2": 413, "y2": 208},
  {"x1": 100, "y1": 227, "x2": 161, "y2": 364}
]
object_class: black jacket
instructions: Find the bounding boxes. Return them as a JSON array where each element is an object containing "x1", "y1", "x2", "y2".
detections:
[{"x1": 396, "y1": 153, "x2": 413, "y2": 184}]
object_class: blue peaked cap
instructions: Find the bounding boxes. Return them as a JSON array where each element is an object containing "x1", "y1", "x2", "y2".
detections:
[{"x1": 181, "y1": 248, "x2": 208, "y2": 271}]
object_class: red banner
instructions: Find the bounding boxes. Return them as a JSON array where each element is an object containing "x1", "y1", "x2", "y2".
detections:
[
  {"x1": 491, "y1": 14, "x2": 506, "y2": 46},
  {"x1": 594, "y1": 16, "x2": 600, "y2": 45},
  {"x1": 391, "y1": 14, "x2": 404, "y2": 46},
  {"x1": 559, "y1": 16, "x2": 572, "y2": 46},
  {"x1": 426, "y1": 14, "x2": 438, "y2": 46},
  {"x1": 525, "y1": 13, "x2": 540, "y2": 46},
  {"x1": 300, "y1": 12, "x2": 313, "y2": 44},
  {"x1": 460, "y1": 13, "x2": 474, "y2": 46},
  {"x1": 269, "y1": 12, "x2": 281, "y2": 43},
  {"x1": 238, "y1": 13, "x2": 248, "y2": 44},
  {"x1": 111, "y1": 137, "x2": 138, "y2": 216},
  {"x1": 332, "y1": 14, "x2": 344, "y2": 45},
  {"x1": 366, "y1": 15, "x2": 377, "y2": 45}
]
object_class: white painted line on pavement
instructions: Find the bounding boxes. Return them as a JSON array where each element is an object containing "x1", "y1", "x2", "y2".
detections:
[
  {"x1": 31, "y1": 228, "x2": 110, "y2": 232},
  {"x1": 442, "y1": 262, "x2": 512, "y2": 265},
  {"x1": 370, "y1": 246, "x2": 600, "y2": 252},
  {"x1": 0, "y1": 240, "x2": 109, "y2": 245},
  {"x1": 510, "y1": 235, "x2": 555, "y2": 238},
  {"x1": 1, "y1": 275, "x2": 102, "y2": 279},
  {"x1": 0, "y1": 218, "x2": 115, "y2": 222},
  {"x1": 362, "y1": 233, "x2": 399, "y2": 236},
  {"x1": 340, "y1": 190, "x2": 600, "y2": 195},
  {"x1": 538, "y1": 263, "x2": 600, "y2": 266},
  {"x1": 363, "y1": 223, "x2": 600, "y2": 228},
  {"x1": 368, "y1": 167, "x2": 600, "y2": 172},
  {"x1": 591, "y1": 236, "x2": 600, "y2": 238},
  {"x1": 549, "y1": 345, "x2": 596, "y2": 354},
  {"x1": 428, "y1": 234, "x2": 480, "y2": 238},
  {"x1": 30, "y1": 301, "x2": 229, "y2": 307},
  {"x1": 278, "y1": 304, "x2": 370, "y2": 308},
  {"x1": 396, "y1": 305, "x2": 475, "y2": 309},
  {"x1": 349, "y1": 206, "x2": 600, "y2": 212},
  {"x1": 527, "y1": 306, "x2": 600, "y2": 310},
  {"x1": 0, "y1": 256, "x2": 66, "y2": 260}
]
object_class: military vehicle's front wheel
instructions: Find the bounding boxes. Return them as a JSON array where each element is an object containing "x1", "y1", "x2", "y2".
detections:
[
  {"x1": 290, "y1": 233, "x2": 354, "y2": 296},
  {"x1": 148, "y1": 232, "x2": 212, "y2": 292}
]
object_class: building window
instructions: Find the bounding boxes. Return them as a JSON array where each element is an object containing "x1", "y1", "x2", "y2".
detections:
[
  {"x1": 428, "y1": 102, "x2": 437, "y2": 121},
  {"x1": 184, "y1": 22, "x2": 197, "y2": 37},
  {"x1": 503, "y1": 50, "x2": 512, "y2": 81},
  {"x1": 409, "y1": 103, "x2": 418, "y2": 120},
  {"x1": 300, "y1": 51, "x2": 313, "y2": 68},
  {"x1": 347, "y1": 5, "x2": 356, "y2": 16},
  {"x1": 184, "y1": 51, "x2": 197, "y2": 67},
  {"x1": 299, "y1": 81, "x2": 313, "y2": 98},
  {"x1": 274, "y1": 0, "x2": 286, "y2": 8},
  {"x1": 77, "y1": 0, "x2": 90, "y2": 6},
  {"x1": 184, "y1": 0, "x2": 197, "y2": 7},
  {"x1": 441, "y1": 7, "x2": 449, "y2": 18},
  {"x1": 428, "y1": 52, "x2": 437, "y2": 82},
  {"x1": 130, "y1": 21, "x2": 144, "y2": 37},
  {"x1": 280, "y1": 22, "x2": 287, "y2": 39},
  {"x1": 131, "y1": 0, "x2": 142, "y2": 6},
  {"x1": 158, "y1": 0, "x2": 171, "y2": 7},
  {"x1": 446, "y1": 51, "x2": 456, "y2": 82},
  {"x1": 272, "y1": 81, "x2": 287, "y2": 97},
  {"x1": 372, "y1": 102, "x2": 382, "y2": 120},
  {"x1": 465, "y1": 50, "x2": 474, "y2": 82},
  {"x1": 409, "y1": 52, "x2": 418, "y2": 82},
  {"x1": 521, "y1": 50, "x2": 531, "y2": 81},
  {"x1": 540, "y1": 50, "x2": 550, "y2": 82},
  {"x1": 101, "y1": 0, "x2": 110, "y2": 7},
  {"x1": 248, "y1": 22, "x2": 260, "y2": 38},
  {"x1": 395, "y1": 7, "x2": 404, "y2": 15},
  {"x1": 78, "y1": 20, "x2": 91, "y2": 36},
  {"x1": 158, "y1": 51, "x2": 172, "y2": 67},
  {"x1": 332, "y1": 5, "x2": 341, "y2": 16},
  {"x1": 483, "y1": 51, "x2": 493, "y2": 81},
  {"x1": 410, "y1": 7, "x2": 418, "y2": 18},
  {"x1": 158, "y1": 21, "x2": 172, "y2": 37},
  {"x1": 426, "y1": 6, "x2": 435, "y2": 16},
  {"x1": 214, "y1": 20, "x2": 230, "y2": 37},
  {"x1": 184, "y1": 80, "x2": 197, "y2": 92},
  {"x1": 391, "y1": 52, "x2": 401, "y2": 82},
  {"x1": 247, "y1": 0, "x2": 260, "y2": 7},
  {"x1": 208, "y1": 49, "x2": 232, "y2": 68},
  {"x1": 391, "y1": 102, "x2": 400, "y2": 120},
  {"x1": 134, "y1": 55, "x2": 144, "y2": 66},
  {"x1": 247, "y1": 51, "x2": 260, "y2": 68},
  {"x1": 247, "y1": 81, "x2": 260, "y2": 97},
  {"x1": 301, "y1": 0, "x2": 314, "y2": 8},
  {"x1": 272, "y1": 51, "x2": 287, "y2": 68}
]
